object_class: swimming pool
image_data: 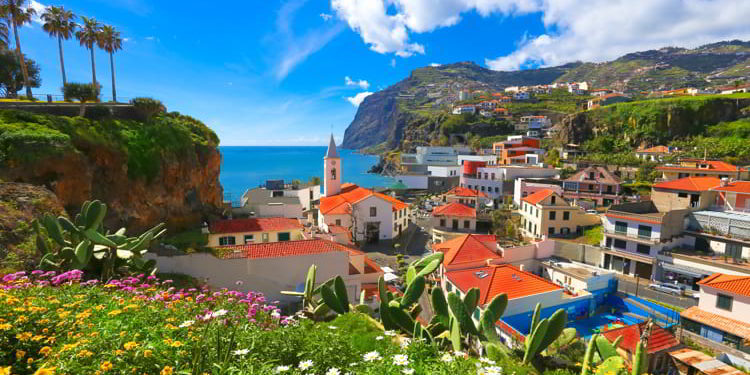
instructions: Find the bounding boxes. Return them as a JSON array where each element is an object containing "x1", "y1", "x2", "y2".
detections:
[{"x1": 568, "y1": 312, "x2": 644, "y2": 340}]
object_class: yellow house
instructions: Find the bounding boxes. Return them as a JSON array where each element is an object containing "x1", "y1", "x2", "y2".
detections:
[
  {"x1": 518, "y1": 189, "x2": 600, "y2": 239},
  {"x1": 208, "y1": 217, "x2": 304, "y2": 247}
]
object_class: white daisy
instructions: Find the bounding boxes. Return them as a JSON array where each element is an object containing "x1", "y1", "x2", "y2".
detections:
[
  {"x1": 328, "y1": 325, "x2": 338, "y2": 329},
  {"x1": 441, "y1": 353, "x2": 454, "y2": 362},
  {"x1": 484, "y1": 366, "x2": 503, "y2": 375},
  {"x1": 479, "y1": 357, "x2": 496, "y2": 365},
  {"x1": 375, "y1": 335, "x2": 384, "y2": 340},
  {"x1": 298, "y1": 360, "x2": 314, "y2": 370},
  {"x1": 453, "y1": 351, "x2": 466, "y2": 357},
  {"x1": 363, "y1": 350, "x2": 382, "y2": 362},
  {"x1": 211, "y1": 309, "x2": 228, "y2": 318},
  {"x1": 232, "y1": 349, "x2": 250, "y2": 356},
  {"x1": 179, "y1": 320, "x2": 195, "y2": 328},
  {"x1": 402, "y1": 369, "x2": 415, "y2": 374},
  {"x1": 274, "y1": 365, "x2": 290, "y2": 373},
  {"x1": 325, "y1": 368, "x2": 341, "y2": 375},
  {"x1": 384, "y1": 330, "x2": 397, "y2": 336},
  {"x1": 400, "y1": 337, "x2": 412, "y2": 349},
  {"x1": 392, "y1": 354, "x2": 409, "y2": 366}
]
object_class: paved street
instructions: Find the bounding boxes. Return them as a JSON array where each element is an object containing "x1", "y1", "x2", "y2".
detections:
[{"x1": 616, "y1": 276, "x2": 698, "y2": 310}]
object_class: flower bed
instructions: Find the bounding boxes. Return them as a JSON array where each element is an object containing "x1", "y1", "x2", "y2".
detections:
[{"x1": 0, "y1": 271, "x2": 547, "y2": 375}]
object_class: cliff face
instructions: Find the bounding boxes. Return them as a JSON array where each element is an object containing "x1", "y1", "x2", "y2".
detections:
[
  {"x1": 0, "y1": 110, "x2": 223, "y2": 233},
  {"x1": 557, "y1": 96, "x2": 750, "y2": 146}
]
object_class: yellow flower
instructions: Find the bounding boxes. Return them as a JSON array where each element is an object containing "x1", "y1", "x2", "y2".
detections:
[
  {"x1": 100, "y1": 361, "x2": 113, "y2": 371},
  {"x1": 160, "y1": 367, "x2": 173, "y2": 375},
  {"x1": 16, "y1": 332, "x2": 32, "y2": 341},
  {"x1": 0, "y1": 323, "x2": 11, "y2": 330},
  {"x1": 170, "y1": 341, "x2": 183, "y2": 348},
  {"x1": 108, "y1": 310, "x2": 122, "y2": 317},
  {"x1": 26, "y1": 357, "x2": 33, "y2": 364},
  {"x1": 16, "y1": 350, "x2": 26, "y2": 359},
  {"x1": 39, "y1": 346, "x2": 52, "y2": 356},
  {"x1": 16, "y1": 315, "x2": 28, "y2": 323},
  {"x1": 143, "y1": 350, "x2": 153, "y2": 358},
  {"x1": 124, "y1": 304, "x2": 139, "y2": 311},
  {"x1": 0, "y1": 367, "x2": 10, "y2": 375},
  {"x1": 77, "y1": 350, "x2": 93, "y2": 358},
  {"x1": 114, "y1": 349, "x2": 124, "y2": 356},
  {"x1": 32, "y1": 367, "x2": 55, "y2": 375},
  {"x1": 95, "y1": 304, "x2": 106, "y2": 311},
  {"x1": 124, "y1": 342, "x2": 138, "y2": 350}
]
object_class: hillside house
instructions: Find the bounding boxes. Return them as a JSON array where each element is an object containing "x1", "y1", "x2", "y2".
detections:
[
  {"x1": 656, "y1": 159, "x2": 748, "y2": 181},
  {"x1": 562, "y1": 166, "x2": 622, "y2": 206},
  {"x1": 431, "y1": 202, "x2": 477, "y2": 243},
  {"x1": 634, "y1": 145, "x2": 676, "y2": 162},
  {"x1": 208, "y1": 217, "x2": 304, "y2": 246},
  {"x1": 519, "y1": 189, "x2": 600, "y2": 239}
]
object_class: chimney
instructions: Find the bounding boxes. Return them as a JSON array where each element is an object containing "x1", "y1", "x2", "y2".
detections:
[
  {"x1": 721, "y1": 177, "x2": 729, "y2": 187},
  {"x1": 519, "y1": 264, "x2": 525, "y2": 272}
]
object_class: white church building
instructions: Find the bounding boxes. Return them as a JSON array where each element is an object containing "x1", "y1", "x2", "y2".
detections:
[{"x1": 318, "y1": 135, "x2": 409, "y2": 243}]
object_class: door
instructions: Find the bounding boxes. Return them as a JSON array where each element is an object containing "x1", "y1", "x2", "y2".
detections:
[
  {"x1": 366, "y1": 222, "x2": 380, "y2": 243},
  {"x1": 452, "y1": 219, "x2": 459, "y2": 231},
  {"x1": 622, "y1": 259, "x2": 631, "y2": 275},
  {"x1": 634, "y1": 262, "x2": 653, "y2": 279},
  {"x1": 603, "y1": 254, "x2": 611, "y2": 269}
]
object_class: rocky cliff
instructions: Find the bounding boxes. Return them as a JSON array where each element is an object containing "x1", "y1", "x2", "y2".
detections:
[{"x1": 0, "y1": 109, "x2": 223, "y2": 233}]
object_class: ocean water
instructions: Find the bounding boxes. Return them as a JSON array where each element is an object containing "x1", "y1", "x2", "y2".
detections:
[{"x1": 219, "y1": 146, "x2": 394, "y2": 201}]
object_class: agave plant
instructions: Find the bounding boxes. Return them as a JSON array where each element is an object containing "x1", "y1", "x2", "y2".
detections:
[{"x1": 34, "y1": 200, "x2": 165, "y2": 280}]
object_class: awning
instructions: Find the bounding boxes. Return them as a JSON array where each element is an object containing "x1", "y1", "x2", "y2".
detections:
[
  {"x1": 383, "y1": 273, "x2": 399, "y2": 282},
  {"x1": 659, "y1": 262, "x2": 711, "y2": 279},
  {"x1": 603, "y1": 249, "x2": 653, "y2": 264}
]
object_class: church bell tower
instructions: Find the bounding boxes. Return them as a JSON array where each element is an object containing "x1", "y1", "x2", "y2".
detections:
[{"x1": 323, "y1": 134, "x2": 341, "y2": 197}]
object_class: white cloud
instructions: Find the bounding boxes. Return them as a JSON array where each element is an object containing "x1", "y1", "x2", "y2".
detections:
[
  {"x1": 346, "y1": 91, "x2": 373, "y2": 106},
  {"x1": 430, "y1": 63, "x2": 441, "y2": 67},
  {"x1": 272, "y1": 0, "x2": 345, "y2": 81},
  {"x1": 27, "y1": 0, "x2": 48, "y2": 26},
  {"x1": 330, "y1": 0, "x2": 750, "y2": 70},
  {"x1": 345, "y1": 76, "x2": 370, "y2": 89},
  {"x1": 320, "y1": 12, "x2": 333, "y2": 21}
]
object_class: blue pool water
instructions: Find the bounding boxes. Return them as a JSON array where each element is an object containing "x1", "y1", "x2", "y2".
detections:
[{"x1": 568, "y1": 312, "x2": 644, "y2": 340}]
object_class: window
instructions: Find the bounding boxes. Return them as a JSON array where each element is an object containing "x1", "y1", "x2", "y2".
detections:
[
  {"x1": 615, "y1": 221, "x2": 627, "y2": 234},
  {"x1": 491, "y1": 173, "x2": 495, "y2": 180},
  {"x1": 370, "y1": 207, "x2": 377, "y2": 217},
  {"x1": 589, "y1": 172, "x2": 595, "y2": 180},
  {"x1": 331, "y1": 167, "x2": 336, "y2": 180},
  {"x1": 613, "y1": 239, "x2": 626, "y2": 250},
  {"x1": 717, "y1": 294, "x2": 733, "y2": 311},
  {"x1": 678, "y1": 192, "x2": 688, "y2": 198},
  {"x1": 495, "y1": 187, "x2": 499, "y2": 193},
  {"x1": 637, "y1": 225, "x2": 652, "y2": 239},
  {"x1": 727, "y1": 243, "x2": 742, "y2": 259},
  {"x1": 335, "y1": 219, "x2": 341, "y2": 226},
  {"x1": 551, "y1": 196, "x2": 556, "y2": 205},
  {"x1": 473, "y1": 308, "x2": 480, "y2": 320},
  {"x1": 548, "y1": 227, "x2": 555, "y2": 235},
  {"x1": 446, "y1": 283, "x2": 452, "y2": 292},
  {"x1": 278, "y1": 232, "x2": 291, "y2": 242},
  {"x1": 549, "y1": 211, "x2": 556, "y2": 220},
  {"x1": 563, "y1": 211, "x2": 570, "y2": 221},
  {"x1": 272, "y1": 191, "x2": 283, "y2": 197},
  {"x1": 636, "y1": 244, "x2": 650, "y2": 255},
  {"x1": 464, "y1": 220, "x2": 470, "y2": 229},
  {"x1": 243, "y1": 235, "x2": 254, "y2": 244},
  {"x1": 218, "y1": 236, "x2": 235, "y2": 246},
  {"x1": 440, "y1": 219, "x2": 446, "y2": 227},
  {"x1": 262, "y1": 233, "x2": 269, "y2": 243}
]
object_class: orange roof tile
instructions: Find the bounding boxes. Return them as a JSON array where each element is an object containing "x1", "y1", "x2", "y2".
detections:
[
  {"x1": 446, "y1": 264, "x2": 562, "y2": 304},
  {"x1": 652, "y1": 176, "x2": 721, "y2": 192},
  {"x1": 319, "y1": 184, "x2": 407, "y2": 214},
  {"x1": 656, "y1": 159, "x2": 747, "y2": 173},
  {"x1": 445, "y1": 186, "x2": 489, "y2": 198},
  {"x1": 712, "y1": 180, "x2": 750, "y2": 194},
  {"x1": 432, "y1": 234, "x2": 500, "y2": 268},
  {"x1": 522, "y1": 188, "x2": 556, "y2": 205},
  {"x1": 697, "y1": 273, "x2": 750, "y2": 297},
  {"x1": 210, "y1": 217, "x2": 302, "y2": 234},
  {"x1": 221, "y1": 239, "x2": 357, "y2": 259},
  {"x1": 432, "y1": 202, "x2": 476, "y2": 218},
  {"x1": 601, "y1": 322, "x2": 679, "y2": 354},
  {"x1": 637, "y1": 145, "x2": 671, "y2": 154},
  {"x1": 681, "y1": 306, "x2": 750, "y2": 340}
]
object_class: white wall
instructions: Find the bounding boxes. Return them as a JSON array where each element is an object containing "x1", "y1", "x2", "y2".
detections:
[
  {"x1": 428, "y1": 165, "x2": 461, "y2": 177},
  {"x1": 602, "y1": 216, "x2": 663, "y2": 242},
  {"x1": 254, "y1": 203, "x2": 304, "y2": 219},
  {"x1": 320, "y1": 195, "x2": 395, "y2": 241},
  {"x1": 297, "y1": 185, "x2": 321, "y2": 212},
  {"x1": 458, "y1": 155, "x2": 497, "y2": 166},
  {"x1": 698, "y1": 285, "x2": 750, "y2": 321},
  {"x1": 395, "y1": 175, "x2": 428, "y2": 189}
]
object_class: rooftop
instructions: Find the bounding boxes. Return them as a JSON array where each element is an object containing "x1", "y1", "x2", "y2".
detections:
[
  {"x1": 320, "y1": 183, "x2": 408, "y2": 214},
  {"x1": 669, "y1": 348, "x2": 746, "y2": 375},
  {"x1": 445, "y1": 264, "x2": 562, "y2": 304},
  {"x1": 432, "y1": 202, "x2": 476, "y2": 218},
  {"x1": 210, "y1": 217, "x2": 302, "y2": 234},
  {"x1": 522, "y1": 188, "x2": 557, "y2": 205},
  {"x1": 681, "y1": 306, "x2": 750, "y2": 340},
  {"x1": 600, "y1": 322, "x2": 679, "y2": 354},
  {"x1": 605, "y1": 201, "x2": 667, "y2": 223},
  {"x1": 243, "y1": 187, "x2": 302, "y2": 205},
  {"x1": 697, "y1": 273, "x2": 750, "y2": 297},
  {"x1": 432, "y1": 234, "x2": 500, "y2": 268},
  {"x1": 712, "y1": 180, "x2": 750, "y2": 194},
  {"x1": 636, "y1": 145, "x2": 672, "y2": 154},
  {"x1": 565, "y1": 166, "x2": 621, "y2": 184},
  {"x1": 444, "y1": 186, "x2": 489, "y2": 198},
  {"x1": 221, "y1": 238, "x2": 359, "y2": 260},
  {"x1": 656, "y1": 159, "x2": 746, "y2": 173},
  {"x1": 653, "y1": 176, "x2": 721, "y2": 192}
]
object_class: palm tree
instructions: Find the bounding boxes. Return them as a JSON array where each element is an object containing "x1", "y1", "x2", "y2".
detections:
[
  {"x1": 98, "y1": 25, "x2": 122, "y2": 102},
  {"x1": 75, "y1": 16, "x2": 102, "y2": 92},
  {"x1": 41, "y1": 6, "x2": 76, "y2": 86},
  {"x1": 1, "y1": 0, "x2": 36, "y2": 98},
  {"x1": 1, "y1": 18, "x2": 9, "y2": 49}
]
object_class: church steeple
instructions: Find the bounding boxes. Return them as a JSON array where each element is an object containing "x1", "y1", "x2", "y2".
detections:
[{"x1": 323, "y1": 134, "x2": 341, "y2": 197}]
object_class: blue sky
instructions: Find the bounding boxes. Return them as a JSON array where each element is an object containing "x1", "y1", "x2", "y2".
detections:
[{"x1": 20, "y1": 0, "x2": 750, "y2": 146}]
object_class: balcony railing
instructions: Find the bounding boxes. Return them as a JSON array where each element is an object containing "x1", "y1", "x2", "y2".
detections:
[{"x1": 687, "y1": 210, "x2": 750, "y2": 241}]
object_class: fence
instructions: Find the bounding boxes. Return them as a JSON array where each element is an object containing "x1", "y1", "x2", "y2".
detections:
[{"x1": 2, "y1": 93, "x2": 134, "y2": 103}]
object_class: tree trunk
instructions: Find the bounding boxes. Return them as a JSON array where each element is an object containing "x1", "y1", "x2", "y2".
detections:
[
  {"x1": 109, "y1": 52, "x2": 116, "y2": 102},
  {"x1": 58, "y1": 35, "x2": 67, "y2": 86},
  {"x1": 90, "y1": 47, "x2": 97, "y2": 99},
  {"x1": 11, "y1": 20, "x2": 32, "y2": 99},
  {"x1": 79, "y1": 101, "x2": 86, "y2": 117}
]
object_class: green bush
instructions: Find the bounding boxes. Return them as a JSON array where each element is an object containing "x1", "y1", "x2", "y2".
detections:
[{"x1": 62, "y1": 82, "x2": 100, "y2": 103}]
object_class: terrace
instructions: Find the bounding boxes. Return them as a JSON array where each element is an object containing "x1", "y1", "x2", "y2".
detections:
[{"x1": 686, "y1": 209, "x2": 750, "y2": 242}]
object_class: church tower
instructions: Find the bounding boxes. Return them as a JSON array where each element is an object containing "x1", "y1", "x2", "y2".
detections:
[{"x1": 323, "y1": 134, "x2": 341, "y2": 197}]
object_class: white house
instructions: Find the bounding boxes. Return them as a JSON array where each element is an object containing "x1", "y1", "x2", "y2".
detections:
[
  {"x1": 318, "y1": 135, "x2": 409, "y2": 242},
  {"x1": 452, "y1": 105, "x2": 476, "y2": 114},
  {"x1": 513, "y1": 91, "x2": 531, "y2": 100}
]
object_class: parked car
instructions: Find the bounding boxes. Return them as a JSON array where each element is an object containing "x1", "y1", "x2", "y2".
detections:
[
  {"x1": 648, "y1": 282, "x2": 685, "y2": 296},
  {"x1": 586, "y1": 209, "x2": 598, "y2": 215}
]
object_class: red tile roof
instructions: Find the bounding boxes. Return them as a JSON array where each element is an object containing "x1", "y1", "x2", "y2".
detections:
[
  {"x1": 433, "y1": 234, "x2": 500, "y2": 268},
  {"x1": 637, "y1": 145, "x2": 671, "y2": 154},
  {"x1": 600, "y1": 322, "x2": 679, "y2": 354},
  {"x1": 565, "y1": 166, "x2": 621, "y2": 184},
  {"x1": 652, "y1": 176, "x2": 721, "y2": 192},
  {"x1": 319, "y1": 183, "x2": 407, "y2": 215},
  {"x1": 210, "y1": 217, "x2": 302, "y2": 234},
  {"x1": 446, "y1": 264, "x2": 562, "y2": 304},
  {"x1": 681, "y1": 306, "x2": 750, "y2": 340},
  {"x1": 712, "y1": 180, "x2": 750, "y2": 194},
  {"x1": 522, "y1": 188, "x2": 557, "y2": 205},
  {"x1": 656, "y1": 159, "x2": 746, "y2": 173},
  {"x1": 445, "y1": 186, "x2": 489, "y2": 198},
  {"x1": 222, "y1": 239, "x2": 358, "y2": 260},
  {"x1": 432, "y1": 202, "x2": 476, "y2": 218},
  {"x1": 697, "y1": 273, "x2": 750, "y2": 297}
]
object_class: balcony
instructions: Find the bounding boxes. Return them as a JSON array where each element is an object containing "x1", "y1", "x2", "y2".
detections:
[
  {"x1": 686, "y1": 210, "x2": 750, "y2": 241},
  {"x1": 603, "y1": 228, "x2": 661, "y2": 244}
]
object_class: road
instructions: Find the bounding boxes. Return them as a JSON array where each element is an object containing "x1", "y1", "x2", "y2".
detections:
[{"x1": 616, "y1": 276, "x2": 698, "y2": 309}]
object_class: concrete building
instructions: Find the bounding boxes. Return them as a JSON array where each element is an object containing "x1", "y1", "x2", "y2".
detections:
[
  {"x1": 208, "y1": 217, "x2": 304, "y2": 246},
  {"x1": 458, "y1": 154, "x2": 497, "y2": 166},
  {"x1": 519, "y1": 189, "x2": 600, "y2": 239},
  {"x1": 462, "y1": 164, "x2": 560, "y2": 205},
  {"x1": 513, "y1": 91, "x2": 531, "y2": 100},
  {"x1": 513, "y1": 178, "x2": 564, "y2": 207},
  {"x1": 238, "y1": 183, "x2": 321, "y2": 219},
  {"x1": 452, "y1": 104, "x2": 477, "y2": 114},
  {"x1": 318, "y1": 136, "x2": 409, "y2": 243},
  {"x1": 541, "y1": 258, "x2": 617, "y2": 295},
  {"x1": 681, "y1": 273, "x2": 750, "y2": 356},
  {"x1": 563, "y1": 166, "x2": 622, "y2": 207},
  {"x1": 401, "y1": 146, "x2": 471, "y2": 173},
  {"x1": 656, "y1": 159, "x2": 748, "y2": 181},
  {"x1": 431, "y1": 202, "x2": 477, "y2": 242}
]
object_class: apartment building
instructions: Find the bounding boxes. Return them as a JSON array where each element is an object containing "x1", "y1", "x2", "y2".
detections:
[
  {"x1": 519, "y1": 189, "x2": 600, "y2": 239},
  {"x1": 562, "y1": 166, "x2": 622, "y2": 207},
  {"x1": 461, "y1": 164, "x2": 560, "y2": 205}
]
